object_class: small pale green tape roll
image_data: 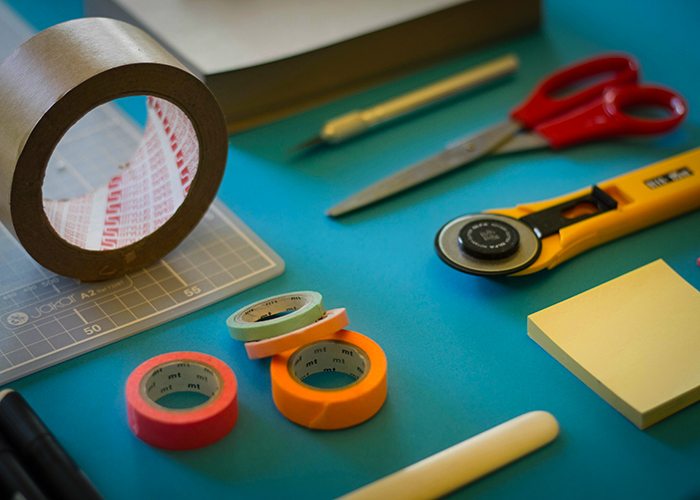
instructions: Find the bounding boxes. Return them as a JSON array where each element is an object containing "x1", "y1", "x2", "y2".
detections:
[{"x1": 227, "y1": 291, "x2": 325, "y2": 341}]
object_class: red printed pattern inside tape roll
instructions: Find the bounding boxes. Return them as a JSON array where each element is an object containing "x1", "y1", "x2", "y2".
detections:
[
  {"x1": 126, "y1": 352, "x2": 238, "y2": 450},
  {"x1": 43, "y1": 98, "x2": 198, "y2": 251}
]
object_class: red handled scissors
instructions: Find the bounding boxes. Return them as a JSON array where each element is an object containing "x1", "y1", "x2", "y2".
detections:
[{"x1": 327, "y1": 53, "x2": 687, "y2": 217}]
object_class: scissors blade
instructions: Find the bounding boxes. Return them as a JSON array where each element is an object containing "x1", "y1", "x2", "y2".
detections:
[
  {"x1": 326, "y1": 119, "x2": 521, "y2": 217},
  {"x1": 490, "y1": 132, "x2": 550, "y2": 155}
]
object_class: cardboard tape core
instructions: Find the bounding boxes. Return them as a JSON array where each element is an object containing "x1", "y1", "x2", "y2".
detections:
[
  {"x1": 0, "y1": 18, "x2": 227, "y2": 281},
  {"x1": 238, "y1": 293, "x2": 317, "y2": 322},
  {"x1": 289, "y1": 339, "x2": 369, "y2": 387},
  {"x1": 141, "y1": 360, "x2": 220, "y2": 407},
  {"x1": 227, "y1": 291, "x2": 325, "y2": 341}
]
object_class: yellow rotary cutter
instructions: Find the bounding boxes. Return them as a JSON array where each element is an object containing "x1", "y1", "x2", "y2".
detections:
[{"x1": 435, "y1": 148, "x2": 700, "y2": 276}]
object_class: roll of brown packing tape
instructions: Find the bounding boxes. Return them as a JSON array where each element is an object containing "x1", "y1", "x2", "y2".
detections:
[{"x1": 0, "y1": 18, "x2": 227, "y2": 282}]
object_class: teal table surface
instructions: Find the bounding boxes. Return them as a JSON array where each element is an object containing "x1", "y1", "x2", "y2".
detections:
[{"x1": 3, "y1": 1, "x2": 700, "y2": 499}]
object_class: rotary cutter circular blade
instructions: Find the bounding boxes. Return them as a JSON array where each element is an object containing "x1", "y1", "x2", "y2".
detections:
[{"x1": 435, "y1": 214, "x2": 541, "y2": 276}]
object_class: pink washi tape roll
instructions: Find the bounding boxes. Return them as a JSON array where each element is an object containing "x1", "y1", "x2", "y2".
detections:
[
  {"x1": 126, "y1": 351, "x2": 238, "y2": 450},
  {"x1": 244, "y1": 308, "x2": 350, "y2": 359}
]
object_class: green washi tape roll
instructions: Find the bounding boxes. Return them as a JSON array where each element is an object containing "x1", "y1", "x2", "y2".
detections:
[{"x1": 227, "y1": 291, "x2": 325, "y2": 341}]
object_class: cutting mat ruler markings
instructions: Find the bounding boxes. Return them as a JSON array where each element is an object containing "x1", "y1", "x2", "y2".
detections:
[{"x1": 0, "y1": 2, "x2": 284, "y2": 385}]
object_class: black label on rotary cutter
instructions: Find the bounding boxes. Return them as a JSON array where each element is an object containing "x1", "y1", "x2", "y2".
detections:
[
  {"x1": 645, "y1": 167, "x2": 692, "y2": 189},
  {"x1": 458, "y1": 220, "x2": 520, "y2": 260}
]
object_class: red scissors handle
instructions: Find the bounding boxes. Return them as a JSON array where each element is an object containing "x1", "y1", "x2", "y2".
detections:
[
  {"x1": 533, "y1": 85, "x2": 687, "y2": 149},
  {"x1": 510, "y1": 54, "x2": 639, "y2": 128}
]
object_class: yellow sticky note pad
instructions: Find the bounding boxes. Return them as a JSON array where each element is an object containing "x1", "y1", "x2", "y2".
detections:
[{"x1": 528, "y1": 259, "x2": 700, "y2": 429}]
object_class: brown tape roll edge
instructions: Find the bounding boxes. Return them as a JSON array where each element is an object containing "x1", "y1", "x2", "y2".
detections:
[{"x1": 0, "y1": 18, "x2": 228, "y2": 282}]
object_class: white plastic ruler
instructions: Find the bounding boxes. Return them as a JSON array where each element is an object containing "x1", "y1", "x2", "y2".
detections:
[{"x1": 0, "y1": 2, "x2": 284, "y2": 384}]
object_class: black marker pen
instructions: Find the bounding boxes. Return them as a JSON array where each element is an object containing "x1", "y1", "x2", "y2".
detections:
[
  {"x1": 0, "y1": 431, "x2": 49, "y2": 500},
  {"x1": 0, "y1": 389, "x2": 104, "y2": 500}
]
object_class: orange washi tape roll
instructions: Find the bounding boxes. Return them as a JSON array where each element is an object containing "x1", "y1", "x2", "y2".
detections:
[
  {"x1": 270, "y1": 329, "x2": 387, "y2": 430},
  {"x1": 126, "y1": 352, "x2": 238, "y2": 450},
  {"x1": 245, "y1": 308, "x2": 350, "y2": 359}
]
